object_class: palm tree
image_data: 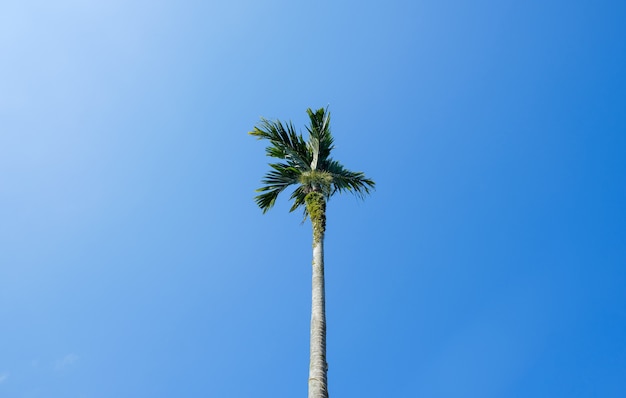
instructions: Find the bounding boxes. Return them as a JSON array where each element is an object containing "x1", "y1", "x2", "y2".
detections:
[{"x1": 249, "y1": 107, "x2": 375, "y2": 398}]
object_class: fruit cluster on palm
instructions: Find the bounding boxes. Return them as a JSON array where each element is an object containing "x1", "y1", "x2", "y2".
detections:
[{"x1": 249, "y1": 107, "x2": 375, "y2": 398}]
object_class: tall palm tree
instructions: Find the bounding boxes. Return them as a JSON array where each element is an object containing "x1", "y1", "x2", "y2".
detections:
[{"x1": 249, "y1": 107, "x2": 375, "y2": 398}]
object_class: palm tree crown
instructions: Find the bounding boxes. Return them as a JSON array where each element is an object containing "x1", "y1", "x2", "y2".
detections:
[{"x1": 249, "y1": 107, "x2": 375, "y2": 215}]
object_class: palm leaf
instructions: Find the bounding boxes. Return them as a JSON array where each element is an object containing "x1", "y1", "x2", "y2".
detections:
[
  {"x1": 254, "y1": 162, "x2": 301, "y2": 212},
  {"x1": 306, "y1": 108, "x2": 334, "y2": 169},
  {"x1": 250, "y1": 119, "x2": 311, "y2": 169},
  {"x1": 250, "y1": 107, "x2": 375, "y2": 216},
  {"x1": 289, "y1": 185, "x2": 309, "y2": 213},
  {"x1": 324, "y1": 159, "x2": 376, "y2": 199}
]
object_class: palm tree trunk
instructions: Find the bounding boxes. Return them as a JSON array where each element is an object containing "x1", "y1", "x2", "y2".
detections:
[{"x1": 306, "y1": 192, "x2": 328, "y2": 398}]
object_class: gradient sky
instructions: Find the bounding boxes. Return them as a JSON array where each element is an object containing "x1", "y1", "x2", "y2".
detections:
[{"x1": 1, "y1": 1, "x2": 625, "y2": 397}]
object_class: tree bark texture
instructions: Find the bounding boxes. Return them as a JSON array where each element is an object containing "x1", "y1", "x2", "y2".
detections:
[{"x1": 306, "y1": 192, "x2": 328, "y2": 398}]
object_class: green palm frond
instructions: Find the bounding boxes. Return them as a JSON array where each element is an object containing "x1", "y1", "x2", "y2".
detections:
[
  {"x1": 289, "y1": 185, "x2": 309, "y2": 213},
  {"x1": 250, "y1": 107, "x2": 375, "y2": 216},
  {"x1": 306, "y1": 108, "x2": 334, "y2": 170},
  {"x1": 249, "y1": 118, "x2": 311, "y2": 170},
  {"x1": 325, "y1": 159, "x2": 376, "y2": 199},
  {"x1": 254, "y1": 162, "x2": 301, "y2": 212}
]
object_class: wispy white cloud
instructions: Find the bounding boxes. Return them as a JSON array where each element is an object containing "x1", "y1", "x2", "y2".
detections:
[
  {"x1": 54, "y1": 354, "x2": 79, "y2": 371},
  {"x1": 0, "y1": 373, "x2": 8, "y2": 384}
]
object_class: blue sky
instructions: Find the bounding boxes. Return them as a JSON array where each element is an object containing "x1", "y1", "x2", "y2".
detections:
[{"x1": 1, "y1": 1, "x2": 625, "y2": 397}]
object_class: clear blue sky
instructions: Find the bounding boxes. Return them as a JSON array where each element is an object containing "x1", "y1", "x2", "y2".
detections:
[{"x1": 1, "y1": 1, "x2": 625, "y2": 397}]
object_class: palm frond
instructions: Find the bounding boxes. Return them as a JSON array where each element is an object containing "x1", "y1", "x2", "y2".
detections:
[
  {"x1": 249, "y1": 118, "x2": 311, "y2": 170},
  {"x1": 306, "y1": 108, "x2": 334, "y2": 169},
  {"x1": 324, "y1": 159, "x2": 376, "y2": 199},
  {"x1": 289, "y1": 185, "x2": 309, "y2": 213},
  {"x1": 254, "y1": 162, "x2": 301, "y2": 212},
  {"x1": 250, "y1": 107, "x2": 375, "y2": 215}
]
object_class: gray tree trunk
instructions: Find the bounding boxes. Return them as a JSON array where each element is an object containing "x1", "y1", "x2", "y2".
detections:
[
  {"x1": 307, "y1": 193, "x2": 328, "y2": 398},
  {"x1": 308, "y1": 230, "x2": 327, "y2": 398}
]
